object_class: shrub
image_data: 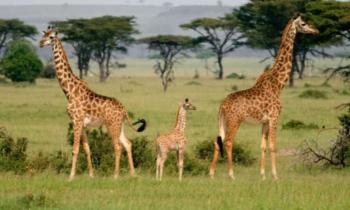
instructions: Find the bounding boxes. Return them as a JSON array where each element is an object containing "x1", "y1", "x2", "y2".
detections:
[
  {"x1": 28, "y1": 152, "x2": 50, "y2": 173},
  {"x1": 226, "y1": 73, "x2": 245, "y2": 80},
  {"x1": 186, "y1": 80, "x2": 201, "y2": 86},
  {"x1": 194, "y1": 139, "x2": 255, "y2": 166},
  {"x1": 231, "y1": 85, "x2": 239, "y2": 91},
  {"x1": 193, "y1": 69, "x2": 200, "y2": 79},
  {"x1": 1, "y1": 40, "x2": 43, "y2": 83},
  {"x1": 18, "y1": 193, "x2": 56, "y2": 209},
  {"x1": 0, "y1": 127, "x2": 28, "y2": 174},
  {"x1": 282, "y1": 120, "x2": 319, "y2": 130},
  {"x1": 66, "y1": 123, "x2": 154, "y2": 175},
  {"x1": 40, "y1": 61, "x2": 56, "y2": 79},
  {"x1": 299, "y1": 90, "x2": 327, "y2": 99},
  {"x1": 300, "y1": 107, "x2": 350, "y2": 167}
]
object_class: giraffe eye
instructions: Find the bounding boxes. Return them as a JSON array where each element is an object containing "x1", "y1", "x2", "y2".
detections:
[{"x1": 301, "y1": 23, "x2": 306, "y2": 26}]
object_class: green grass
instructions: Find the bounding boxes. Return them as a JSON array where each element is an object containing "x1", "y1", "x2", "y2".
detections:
[{"x1": 0, "y1": 57, "x2": 350, "y2": 209}]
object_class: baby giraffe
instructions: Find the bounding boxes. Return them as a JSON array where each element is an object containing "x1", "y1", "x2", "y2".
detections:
[{"x1": 156, "y1": 98, "x2": 196, "y2": 181}]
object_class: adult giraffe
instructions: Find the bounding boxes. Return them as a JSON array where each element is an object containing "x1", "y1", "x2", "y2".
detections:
[
  {"x1": 209, "y1": 16, "x2": 319, "y2": 180},
  {"x1": 39, "y1": 26, "x2": 146, "y2": 181}
]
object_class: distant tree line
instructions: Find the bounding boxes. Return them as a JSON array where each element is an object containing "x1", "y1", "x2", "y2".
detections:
[{"x1": 0, "y1": 0, "x2": 349, "y2": 88}]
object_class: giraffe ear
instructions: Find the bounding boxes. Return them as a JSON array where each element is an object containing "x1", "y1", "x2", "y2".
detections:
[
  {"x1": 55, "y1": 31, "x2": 58, "y2": 36},
  {"x1": 185, "y1": 98, "x2": 189, "y2": 103},
  {"x1": 47, "y1": 25, "x2": 51, "y2": 30}
]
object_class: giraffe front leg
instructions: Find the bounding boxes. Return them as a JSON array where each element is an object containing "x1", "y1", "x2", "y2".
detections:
[
  {"x1": 178, "y1": 149, "x2": 184, "y2": 181},
  {"x1": 209, "y1": 140, "x2": 220, "y2": 178},
  {"x1": 269, "y1": 120, "x2": 278, "y2": 180},
  {"x1": 82, "y1": 130, "x2": 94, "y2": 178},
  {"x1": 159, "y1": 152, "x2": 168, "y2": 181},
  {"x1": 260, "y1": 123, "x2": 269, "y2": 180},
  {"x1": 156, "y1": 154, "x2": 161, "y2": 180},
  {"x1": 69, "y1": 120, "x2": 83, "y2": 181},
  {"x1": 113, "y1": 142, "x2": 122, "y2": 179},
  {"x1": 119, "y1": 126, "x2": 135, "y2": 177}
]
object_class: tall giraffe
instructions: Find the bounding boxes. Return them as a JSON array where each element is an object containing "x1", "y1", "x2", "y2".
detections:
[
  {"x1": 156, "y1": 98, "x2": 196, "y2": 181},
  {"x1": 209, "y1": 16, "x2": 319, "y2": 180},
  {"x1": 39, "y1": 26, "x2": 146, "y2": 181}
]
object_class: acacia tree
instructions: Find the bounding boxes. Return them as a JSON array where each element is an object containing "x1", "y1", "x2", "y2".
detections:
[
  {"x1": 88, "y1": 16, "x2": 137, "y2": 82},
  {"x1": 309, "y1": 1, "x2": 350, "y2": 83},
  {"x1": 52, "y1": 19, "x2": 93, "y2": 79},
  {"x1": 181, "y1": 17, "x2": 242, "y2": 79},
  {"x1": 0, "y1": 19, "x2": 37, "y2": 55},
  {"x1": 234, "y1": 0, "x2": 342, "y2": 86},
  {"x1": 139, "y1": 35, "x2": 198, "y2": 92}
]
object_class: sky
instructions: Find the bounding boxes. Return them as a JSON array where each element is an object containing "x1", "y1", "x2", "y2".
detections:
[{"x1": 0, "y1": 0, "x2": 248, "y2": 6}]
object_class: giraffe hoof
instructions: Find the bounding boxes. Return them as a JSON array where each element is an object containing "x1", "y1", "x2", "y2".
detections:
[
  {"x1": 68, "y1": 176, "x2": 74, "y2": 182},
  {"x1": 114, "y1": 174, "x2": 119, "y2": 179},
  {"x1": 228, "y1": 175, "x2": 235, "y2": 180},
  {"x1": 273, "y1": 175, "x2": 279, "y2": 181},
  {"x1": 89, "y1": 174, "x2": 94, "y2": 178},
  {"x1": 261, "y1": 175, "x2": 266, "y2": 181}
]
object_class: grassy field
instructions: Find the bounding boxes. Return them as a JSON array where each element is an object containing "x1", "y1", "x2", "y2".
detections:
[{"x1": 0, "y1": 57, "x2": 350, "y2": 209}]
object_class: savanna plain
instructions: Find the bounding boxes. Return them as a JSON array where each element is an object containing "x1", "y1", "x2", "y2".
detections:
[{"x1": 0, "y1": 57, "x2": 350, "y2": 210}]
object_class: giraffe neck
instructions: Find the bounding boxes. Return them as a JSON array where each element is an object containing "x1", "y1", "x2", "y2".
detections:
[
  {"x1": 52, "y1": 38, "x2": 82, "y2": 98},
  {"x1": 255, "y1": 20, "x2": 296, "y2": 93},
  {"x1": 174, "y1": 106, "x2": 187, "y2": 133}
]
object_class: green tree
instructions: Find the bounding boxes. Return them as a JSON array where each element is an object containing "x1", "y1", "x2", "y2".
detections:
[
  {"x1": 139, "y1": 35, "x2": 198, "y2": 92},
  {"x1": 0, "y1": 19, "x2": 37, "y2": 55},
  {"x1": 88, "y1": 16, "x2": 138, "y2": 82},
  {"x1": 51, "y1": 19, "x2": 93, "y2": 79},
  {"x1": 308, "y1": 1, "x2": 350, "y2": 83},
  {"x1": 181, "y1": 17, "x2": 242, "y2": 79},
  {"x1": 234, "y1": 0, "x2": 343, "y2": 86},
  {"x1": 1, "y1": 40, "x2": 43, "y2": 83}
]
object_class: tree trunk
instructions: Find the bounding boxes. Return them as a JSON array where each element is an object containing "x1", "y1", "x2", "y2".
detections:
[
  {"x1": 289, "y1": 66, "x2": 295, "y2": 87},
  {"x1": 162, "y1": 77, "x2": 168, "y2": 93},
  {"x1": 298, "y1": 53, "x2": 307, "y2": 79},
  {"x1": 98, "y1": 62, "x2": 106, "y2": 82},
  {"x1": 79, "y1": 69, "x2": 83, "y2": 79},
  {"x1": 217, "y1": 54, "x2": 224, "y2": 79}
]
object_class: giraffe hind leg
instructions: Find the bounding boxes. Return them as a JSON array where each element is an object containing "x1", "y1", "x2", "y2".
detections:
[
  {"x1": 82, "y1": 130, "x2": 94, "y2": 178},
  {"x1": 119, "y1": 125, "x2": 135, "y2": 177},
  {"x1": 260, "y1": 123, "x2": 269, "y2": 180}
]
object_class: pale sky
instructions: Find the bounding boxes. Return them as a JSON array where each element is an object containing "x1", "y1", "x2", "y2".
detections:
[{"x1": 0, "y1": 0, "x2": 248, "y2": 6}]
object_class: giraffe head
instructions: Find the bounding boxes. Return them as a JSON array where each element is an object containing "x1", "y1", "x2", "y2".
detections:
[
  {"x1": 183, "y1": 98, "x2": 196, "y2": 111},
  {"x1": 293, "y1": 16, "x2": 319, "y2": 35},
  {"x1": 39, "y1": 26, "x2": 58, "y2": 48}
]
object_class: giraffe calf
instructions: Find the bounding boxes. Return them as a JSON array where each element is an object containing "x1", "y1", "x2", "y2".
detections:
[{"x1": 156, "y1": 98, "x2": 196, "y2": 181}]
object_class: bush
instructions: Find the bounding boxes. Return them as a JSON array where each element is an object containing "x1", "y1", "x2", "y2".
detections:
[
  {"x1": 66, "y1": 123, "x2": 154, "y2": 175},
  {"x1": 18, "y1": 193, "x2": 56, "y2": 209},
  {"x1": 186, "y1": 80, "x2": 201, "y2": 86},
  {"x1": 282, "y1": 120, "x2": 319, "y2": 130},
  {"x1": 194, "y1": 139, "x2": 255, "y2": 166},
  {"x1": 299, "y1": 90, "x2": 327, "y2": 99},
  {"x1": 0, "y1": 127, "x2": 28, "y2": 174},
  {"x1": 1, "y1": 40, "x2": 43, "y2": 83},
  {"x1": 40, "y1": 61, "x2": 56, "y2": 79},
  {"x1": 226, "y1": 73, "x2": 245, "y2": 80},
  {"x1": 300, "y1": 107, "x2": 350, "y2": 167}
]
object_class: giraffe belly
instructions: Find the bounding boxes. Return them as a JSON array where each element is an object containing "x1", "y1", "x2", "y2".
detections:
[
  {"x1": 243, "y1": 114, "x2": 269, "y2": 124},
  {"x1": 83, "y1": 115, "x2": 104, "y2": 127}
]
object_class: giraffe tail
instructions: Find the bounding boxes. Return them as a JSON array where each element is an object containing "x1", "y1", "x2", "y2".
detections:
[
  {"x1": 217, "y1": 136, "x2": 224, "y2": 158},
  {"x1": 217, "y1": 108, "x2": 225, "y2": 157},
  {"x1": 126, "y1": 112, "x2": 147, "y2": 132}
]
